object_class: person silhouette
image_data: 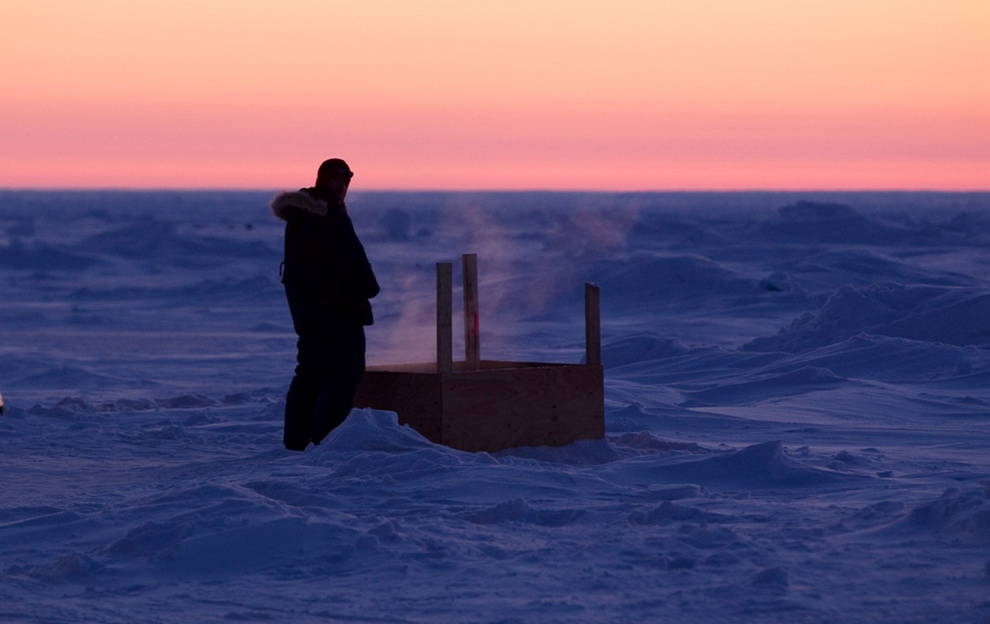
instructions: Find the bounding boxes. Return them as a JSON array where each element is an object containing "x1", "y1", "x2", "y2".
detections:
[{"x1": 270, "y1": 158, "x2": 380, "y2": 450}]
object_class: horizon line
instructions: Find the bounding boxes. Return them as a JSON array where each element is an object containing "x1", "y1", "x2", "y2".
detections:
[{"x1": 3, "y1": 187, "x2": 990, "y2": 194}]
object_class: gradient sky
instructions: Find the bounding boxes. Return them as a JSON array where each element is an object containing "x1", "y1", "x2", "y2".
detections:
[{"x1": 2, "y1": 1, "x2": 988, "y2": 190}]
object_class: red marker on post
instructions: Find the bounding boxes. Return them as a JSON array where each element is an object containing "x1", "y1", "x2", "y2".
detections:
[{"x1": 462, "y1": 253, "x2": 480, "y2": 370}]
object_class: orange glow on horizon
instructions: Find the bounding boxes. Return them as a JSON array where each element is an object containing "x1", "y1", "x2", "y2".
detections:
[{"x1": 1, "y1": 1, "x2": 988, "y2": 190}]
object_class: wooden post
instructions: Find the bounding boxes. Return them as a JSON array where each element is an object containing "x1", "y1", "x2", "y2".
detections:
[
  {"x1": 585, "y1": 283, "x2": 601, "y2": 366},
  {"x1": 437, "y1": 262, "x2": 453, "y2": 373},
  {"x1": 462, "y1": 253, "x2": 480, "y2": 370}
]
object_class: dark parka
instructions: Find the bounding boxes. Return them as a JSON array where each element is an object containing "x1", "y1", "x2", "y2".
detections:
[{"x1": 270, "y1": 189, "x2": 380, "y2": 335}]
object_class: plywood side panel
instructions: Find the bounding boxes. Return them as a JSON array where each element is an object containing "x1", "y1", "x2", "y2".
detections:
[
  {"x1": 441, "y1": 365, "x2": 604, "y2": 452},
  {"x1": 355, "y1": 364, "x2": 604, "y2": 453}
]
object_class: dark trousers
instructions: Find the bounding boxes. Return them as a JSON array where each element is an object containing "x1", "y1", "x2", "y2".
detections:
[{"x1": 283, "y1": 325, "x2": 366, "y2": 450}]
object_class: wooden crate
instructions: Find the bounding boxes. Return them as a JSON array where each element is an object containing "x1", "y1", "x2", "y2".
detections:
[
  {"x1": 355, "y1": 360, "x2": 604, "y2": 452},
  {"x1": 353, "y1": 255, "x2": 604, "y2": 453}
]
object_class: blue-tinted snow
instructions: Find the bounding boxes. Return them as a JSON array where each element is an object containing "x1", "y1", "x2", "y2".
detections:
[{"x1": 1, "y1": 191, "x2": 989, "y2": 623}]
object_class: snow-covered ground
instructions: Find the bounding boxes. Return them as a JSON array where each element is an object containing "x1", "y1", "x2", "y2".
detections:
[{"x1": 1, "y1": 190, "x2": 989, "y2": 623}]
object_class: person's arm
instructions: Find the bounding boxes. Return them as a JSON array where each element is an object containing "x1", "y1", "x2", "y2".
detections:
[{"x1": 327, "y1": 213, "x2": 380, "y2": 300}]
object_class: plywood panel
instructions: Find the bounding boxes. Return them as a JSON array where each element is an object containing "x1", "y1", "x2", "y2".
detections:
[
  {"x1": 441, "y1": 365, "x2": 604, "y2": 452},
  {"x1": 355, "y1": 362, "x2": 604, "y2": 453}
]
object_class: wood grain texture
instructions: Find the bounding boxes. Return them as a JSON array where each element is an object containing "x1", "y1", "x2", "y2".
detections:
[
  {"x1": 354, "y1": 361, "x2": 604, "y2": 452},
  {"x1": 436, "y1": 262, "x2": 453, "y2": 374},
  {"x1": 462, "y1": 253, "x2": 480, "y2": 370},
  {"x1": 441, "y1": 364, "x2": 603, "y2": 452},
  {"x1": 585, "y1": 283, "x2": 601, "y2": 366}
]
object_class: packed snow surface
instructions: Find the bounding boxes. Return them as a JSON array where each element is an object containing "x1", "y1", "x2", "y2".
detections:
[{"x1": 2, "y1": 191, "x2": 989, "y2": 623}]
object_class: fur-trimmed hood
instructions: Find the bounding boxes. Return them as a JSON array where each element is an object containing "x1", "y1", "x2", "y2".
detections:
[{"x1": 270, "y1": 190, "x2": 329, "y2": 222}]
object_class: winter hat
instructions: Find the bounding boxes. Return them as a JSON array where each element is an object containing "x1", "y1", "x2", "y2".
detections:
[{"x1": 317, "y1": 158, "x2": 354, "y2": 183}]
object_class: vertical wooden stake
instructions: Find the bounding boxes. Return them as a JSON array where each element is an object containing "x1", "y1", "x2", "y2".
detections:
[
  {"x1": 462, "y1": 253, "x2": 480, "y2": 370},
  {"x1": 585, "y1": 283, "x2": 601, "y2": 366},
  {"x1": 437, "y1": 262, "x2": 453, "y2": 374}
]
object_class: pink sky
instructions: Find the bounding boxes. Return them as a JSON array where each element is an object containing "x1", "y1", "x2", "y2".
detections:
[{"x1": 2, "y1": 1, "x2": 988, "y2": 190}]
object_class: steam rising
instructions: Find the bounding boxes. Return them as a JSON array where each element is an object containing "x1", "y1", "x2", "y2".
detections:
[{"x1": 359, "y1": 193, "x2": 641, "y2": 365}]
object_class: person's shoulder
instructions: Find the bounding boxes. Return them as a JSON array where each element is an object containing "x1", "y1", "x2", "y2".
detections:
[{"x1": 270, "y1": 188, "x2": 329, "y2": 222}]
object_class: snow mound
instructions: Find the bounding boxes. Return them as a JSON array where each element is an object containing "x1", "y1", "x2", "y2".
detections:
[
  {"x1": 627, "y1": 500, "x2": 721, "y2": 525},
  {"x1": 608, "y1": 441, "x2": 852, "y2": 489},
  {"x1": 0, "y1": 242, "x2": 95, "y2": 271},
  {"x1": 17, "y1": 553, "x2": 105, "y2": 582},
  {"x1": 611, "y1": 431, "x2": 705, "y2": 453},
  {"x1": 318, "y1": 408, "x2": 440, "y2": 453},
  {"x1": 759, "y1": 200, "x2": 909, "y2": 244},
  {"x1": 87, "y1": 485, "x2": 365, "y2": 578},
  {"x1": 594, "y1": 253, "x2": 758, "y2": 303},
  {"x1": 897, "y1": 484, "x2": 990, "y2": 542},
  {"x1": 79, "y1": 217, "x2": 276, "y2": 262},
  {"x1": 745, "y1": 283, "x2": 990, "y2": 352},
  {"x1": 18, "y1": 368, "x2": 134, "y2": 391},
  {"x1": 666, "y1": 440, "x2": 849, "y2": 487},
  {"x1": 681, "y1": 366, "x2": 844, "y2": 406},
  {"x1": 761, "y1": 333, "x2": 990, "y2": 385},
  {"x1": 601, "y1": 333, "x2": 690, "y2": 367},
  {"x1": 464, "y1": 499, "x2": 585, "y2": 527}
]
